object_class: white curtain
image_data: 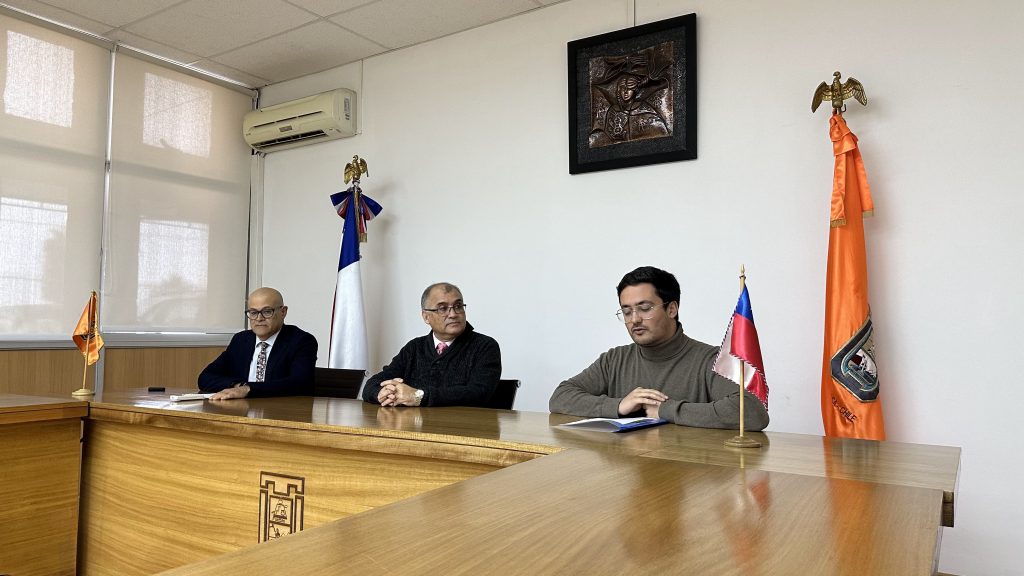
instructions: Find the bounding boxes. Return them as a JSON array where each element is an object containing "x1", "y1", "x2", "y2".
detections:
[
  {"x1": 103, "y1": 54, "x2": 252, "y2": 333},
  {"x1": 0, "y1": 12, "x2": 254, "y2": 339},
  {"x1": 0, "y1": 16, "x2": 108, "y2": 337}
]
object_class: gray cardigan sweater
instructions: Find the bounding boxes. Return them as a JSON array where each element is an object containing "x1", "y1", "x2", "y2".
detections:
[{"x1": 362, "y1": 323, "x2": 501, "y2": 407}]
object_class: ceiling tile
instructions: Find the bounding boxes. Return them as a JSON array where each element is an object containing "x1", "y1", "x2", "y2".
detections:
[
  {"x1": 32, "y1": 0, "x2": 186, "y2": 28},
  {"x1": 123, "y1": 0, "x2": 317, "y2": 57},
  {"x1": 213, "y1": 20, "x2": 386, "y2": 84},
  {"x1": 106, "y1": 29, "x2": 202, "y2": 65},
  {"x1": 331, "y1": 0, "x2": 539, "y2": 49},
  {"x1": 283, "y1": 0, "x2": 378, "y2": 18},
  {"x1": 5, "y1": 0, "x2": 571, "y2": 89},
  {"x1": 2, "y1": 0, "x2": 114, "y2": 35},
  {"x1": 189, "y1": 59, "x2": 270, "y2": 88}
]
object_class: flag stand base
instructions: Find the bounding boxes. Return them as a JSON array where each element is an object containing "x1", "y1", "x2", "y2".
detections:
[
  {"x1": 71, "y1": 388, "x2": 95, "y2": 398},
  {"x1": 725, "y1": 435, "x2": 761, "y2": 448}
]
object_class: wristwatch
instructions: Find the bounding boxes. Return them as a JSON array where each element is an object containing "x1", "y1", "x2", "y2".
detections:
[{"x1": 413, "y1": 389, "x2": 425, "y2": 406}]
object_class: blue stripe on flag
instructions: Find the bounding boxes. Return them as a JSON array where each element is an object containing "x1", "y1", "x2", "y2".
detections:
[
  {"x1": 734, "y1": 285, "x2": 755, "y2": 322},
  {"x1": 330, "y1": 189, "x2": 383, "y2": 272},
  {"x1": 360, "y1": 194, "x2": 383, "y2": 220},
  {"x1": 339, "y1": 197, "x2": 360, "y2": 270}
]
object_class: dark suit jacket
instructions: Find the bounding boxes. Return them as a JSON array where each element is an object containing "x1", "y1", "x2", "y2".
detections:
[{"x1": 198, "y1": 324, "x2": 317, "y2": 397}]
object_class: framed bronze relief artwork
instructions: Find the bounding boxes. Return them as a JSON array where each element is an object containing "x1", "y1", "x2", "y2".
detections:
[{"x1": 568, "y1": 13, "x2": 696, "y2": 174}]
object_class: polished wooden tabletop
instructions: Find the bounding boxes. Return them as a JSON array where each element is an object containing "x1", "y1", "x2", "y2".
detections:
[
  {"x1": 89, "y1": 389, "x2": 657, "y2": 454},
  {"x1": 0, "y1": 393, "x2": 88, "y2": 425},
  {"x1": 87, "y1": 388, "x2": 960, "y2": 526},
  {"x1": 158, "y1": 449, "x2": 944, "y2": 576}
]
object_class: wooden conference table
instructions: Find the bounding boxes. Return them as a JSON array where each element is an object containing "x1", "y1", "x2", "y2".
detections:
[{"x1": 3, "y1": 390, "x2": 961, "y2": 575}]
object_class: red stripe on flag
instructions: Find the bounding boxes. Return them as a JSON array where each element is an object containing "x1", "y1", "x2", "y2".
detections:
[{"x1": 730, "y1": 313, "x2": 764, "y2": 371}]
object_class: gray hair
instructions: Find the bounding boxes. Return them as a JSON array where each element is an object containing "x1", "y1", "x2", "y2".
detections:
[{"x1": 420, "y1": 282, "x2": 461, "y2": 309}]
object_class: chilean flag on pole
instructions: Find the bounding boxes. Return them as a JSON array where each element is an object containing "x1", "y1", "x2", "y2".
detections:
[
  {"x1": 328, "y1": 186, "x2": 382, "y2": 370},
  {"x1": 713, "y1": 285, "x2": 769, "y2": 409}
]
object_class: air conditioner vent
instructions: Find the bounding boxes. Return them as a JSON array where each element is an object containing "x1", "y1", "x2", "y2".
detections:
[{"x1": 249, "y1": 110, "x2": 324, "y2": 131}]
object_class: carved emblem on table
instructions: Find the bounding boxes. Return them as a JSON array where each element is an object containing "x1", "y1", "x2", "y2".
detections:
[{"x1": 258, "y1": 472, "x2": 305, "y2": 542}]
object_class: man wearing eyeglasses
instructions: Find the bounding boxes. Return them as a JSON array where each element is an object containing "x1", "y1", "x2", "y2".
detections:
[
  {"x1": 198, "y1": 287, "x2": 317, "y2": 400},
  {"x1": 362, "y1": 282, "x2": 501, "y2": 407},
  {"x1": 549, "y1": 266, "x2": 769, "y2": 430}
]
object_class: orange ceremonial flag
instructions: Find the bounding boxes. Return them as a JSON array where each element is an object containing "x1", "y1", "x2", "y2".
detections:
[
  {"x1": 820, "y1": 112, "x2": 885, "y2": 440},
  {"x1": 73, "y1": 292, "x2": 104, "y2": 366}
]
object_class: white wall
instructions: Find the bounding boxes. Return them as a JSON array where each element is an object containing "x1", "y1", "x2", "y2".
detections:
[{"x1": 260, "y1": 1, "x2": 1024, "y2": 573}]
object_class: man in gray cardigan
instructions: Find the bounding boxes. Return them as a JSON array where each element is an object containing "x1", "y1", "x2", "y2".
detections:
[
  {"x1": 549, "y1": 266, "x2": 769, "y2": 431},
  {"x1": 362, "y1": 282, "x2": 501, "y2": 408}
]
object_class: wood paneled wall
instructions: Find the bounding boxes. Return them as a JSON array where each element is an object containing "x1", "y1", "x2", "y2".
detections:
[
  {"x1": 0, "y1": 347, "x2": 224, "y2": 396},
  {"x1": 0, "y1": 349, "x2": 96, "y2": 396},
  {"x1": 103, "y1": 347, "x2": 224, "y2": 392}
]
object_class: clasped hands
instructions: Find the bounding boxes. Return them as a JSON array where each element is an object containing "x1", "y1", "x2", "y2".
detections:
[
  {"x1": 377, "y1": 378, "x2": 421, "y2": 406},
  {"x1": 618, "y1": 387, "x2": 667, "y2": 418}
]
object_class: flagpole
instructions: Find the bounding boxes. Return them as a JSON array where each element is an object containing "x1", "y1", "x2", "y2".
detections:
[
  {"x1": 72, "y1": 291, "x2": 97, "y2": 398},
  {"x1": 738, "y1": 267, "x2": 746, "y2": 437},
  {"x1": 726, "y1": 266, "x2": 761, "y2": 448},
  {"x1": 353, "y1": 182, "x2": 365, "y2": 242}
]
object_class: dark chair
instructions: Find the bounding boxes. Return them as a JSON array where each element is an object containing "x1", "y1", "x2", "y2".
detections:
[
  {"x1": 313, "y1": 367, "x2": 366, "y2": 399},
  {"x1": 484, "y1": 379, "x2": 520, "y2": 409}
]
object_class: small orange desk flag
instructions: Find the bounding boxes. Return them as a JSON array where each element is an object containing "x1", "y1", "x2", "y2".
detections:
[
  {"x1": 821, "y1": 113, "x2": 885, "y2": 440},
  {"x1": 73, "y1": 292, "x2": 104, "y2": 365}
]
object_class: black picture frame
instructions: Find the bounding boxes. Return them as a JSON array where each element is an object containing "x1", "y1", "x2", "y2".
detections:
[{"x1": 568, "y1": 13, "x2": 697, "y2": 174}]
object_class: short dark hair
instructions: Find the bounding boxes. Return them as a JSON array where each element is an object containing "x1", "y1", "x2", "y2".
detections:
[
  {"x1": 616, "y1": 266, "x2": 680, "y2": 305},
  {"x1": 420, "y1": 282, "x2": 462, "y2": 309}
]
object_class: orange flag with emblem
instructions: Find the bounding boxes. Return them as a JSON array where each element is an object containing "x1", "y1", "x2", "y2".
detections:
[
  {"x1": 73, "y1": 292, "x2": 104, "y2": 365},
  {"x1": 821, "y1": 112, "x2": 885, "y2": 440}
]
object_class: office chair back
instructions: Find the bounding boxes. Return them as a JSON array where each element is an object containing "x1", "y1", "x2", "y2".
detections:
[
  {"x1": 313, "y1": 367, "x2": 365, "y2": 399},
  {"x1": 485, "y1": 379, "x2": 520, "y2": 409}
]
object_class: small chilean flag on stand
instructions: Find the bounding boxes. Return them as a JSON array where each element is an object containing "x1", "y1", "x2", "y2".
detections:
[
  {"x1": 328, "y1": 183, "x2": 382, "y2": 370},
  {"x1": 713, "y1": 274, "x2": 769, "y2": 410}
]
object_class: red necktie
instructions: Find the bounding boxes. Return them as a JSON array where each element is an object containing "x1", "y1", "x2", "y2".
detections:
[{"x1": 436, "y1": 342, "x2": 448, "y2": 356}]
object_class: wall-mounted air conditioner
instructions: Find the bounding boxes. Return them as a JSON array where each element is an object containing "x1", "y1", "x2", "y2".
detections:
[{"x1": 243, "y1": 88, "x2": 356, "y2": 153}]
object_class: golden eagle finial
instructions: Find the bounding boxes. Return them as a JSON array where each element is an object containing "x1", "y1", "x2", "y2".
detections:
[
  {"x1": 812, "y1": 71, "x2": 867, "y2": 113},
  {"x1": 344, "y1": 155, "x2": 369, "y2": 185}
]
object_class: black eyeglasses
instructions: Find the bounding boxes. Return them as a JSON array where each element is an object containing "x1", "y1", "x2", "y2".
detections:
[
  {"x1": 245, "y1": 307, "x2": 282, "y2": 320},
  {"x1": 423, "y1": 303, "x2": 467, "y2": 315}
]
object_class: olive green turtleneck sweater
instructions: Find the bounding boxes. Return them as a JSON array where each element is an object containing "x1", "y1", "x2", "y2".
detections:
[{"x1": 549, "y1": 326, "x2": 769, "y2": 431}]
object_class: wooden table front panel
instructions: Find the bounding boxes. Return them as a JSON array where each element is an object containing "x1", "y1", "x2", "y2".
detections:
[
  {"x1": 79, "y1": 419, "x2": 499, "y2": 575},
  {"x1": 0, "y1": 418, "x2": 83, "y2": 576}
]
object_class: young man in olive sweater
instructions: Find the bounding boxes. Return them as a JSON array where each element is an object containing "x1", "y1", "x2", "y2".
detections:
[
  {"x1": 362, "y1": 282, "x2": 501, "y2": 408},
  {"x1": 549, "y1": 266, "x2": 769, "y2": 431}
]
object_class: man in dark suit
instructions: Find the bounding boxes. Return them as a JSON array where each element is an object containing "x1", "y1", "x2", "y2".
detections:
[{"x1": 199, "y1": 287, "x2": 317, "y2": 400}]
